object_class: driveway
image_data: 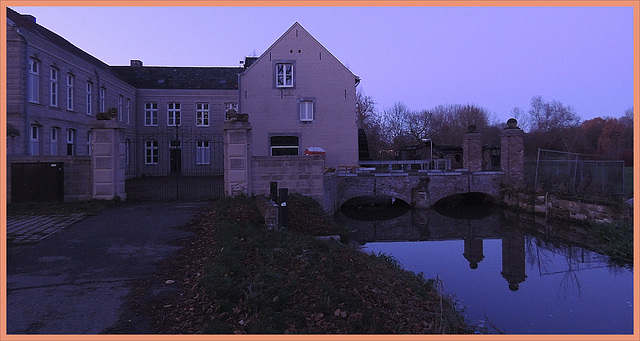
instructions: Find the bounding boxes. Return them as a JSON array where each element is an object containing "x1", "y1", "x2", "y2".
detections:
[{"x1": 5, "y1": 201, "x2": 210, "y2": 334}]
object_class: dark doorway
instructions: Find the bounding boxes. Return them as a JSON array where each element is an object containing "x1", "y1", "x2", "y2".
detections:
[
  {"x1": 170, "y1": 140, "x2": 182, "y2": 174},
  {"x1": 11, "y1": 162, "x2": 64, "y2": 202}
]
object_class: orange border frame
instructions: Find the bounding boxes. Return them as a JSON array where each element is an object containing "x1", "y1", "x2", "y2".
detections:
[{"x1": 1, "y1": 1, "x2": 638, "y2": 341}]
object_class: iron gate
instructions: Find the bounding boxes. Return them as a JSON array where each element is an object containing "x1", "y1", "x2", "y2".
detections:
[{"x1": 125, "y1": 127, "x2": 224, "y2": 201}]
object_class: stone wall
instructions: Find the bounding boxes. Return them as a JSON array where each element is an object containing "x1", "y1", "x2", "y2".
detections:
[
  {"x1": 323, "y1": 171, "x2": 339, "y2": 215},
  {"x1": 336, "y1": 171, "x2": 503, "y2": 208},
  {"x1": 503, "y1": 192, "x2": 632, "y2": 224},
  {"x1": 251, "y1": 155, "x2": 325, "y2": 204}
]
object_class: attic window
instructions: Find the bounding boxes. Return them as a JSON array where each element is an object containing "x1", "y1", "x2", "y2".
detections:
[
  {"x1": 276, "y1": 63, "x2": 293, "y2": 88},
  {"x1": 157, "y1": 78, "x2": 165, "y2": 84}
]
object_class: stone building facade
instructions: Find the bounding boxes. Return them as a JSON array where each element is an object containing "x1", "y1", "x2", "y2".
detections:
[
  {"x1": 238, "y1": 22, "x2": 360, "y2": 169},
  {"x1": 5, "y1": 8, "x2": 360, "y2": 202}
]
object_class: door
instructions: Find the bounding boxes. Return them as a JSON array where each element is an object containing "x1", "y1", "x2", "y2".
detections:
[{"x1": 170, "y1": 140, "x2": 182, "y2": 174}]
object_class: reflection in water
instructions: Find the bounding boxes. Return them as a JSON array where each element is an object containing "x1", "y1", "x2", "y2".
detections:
[{"x1": 335, "y1": 204, "x2": 634, "y2": 334}]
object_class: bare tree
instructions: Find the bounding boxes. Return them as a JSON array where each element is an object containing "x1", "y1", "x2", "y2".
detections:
[
  {"x1": 355, "y1": 88, "x2": 376, "y2": 129},
  {"x1": 528, "y1": 96, "x2": 580, "y2": 133},
  {"x1": 620, "y1": 107, "x2": 633, "y2": 127},
  {"x1": 510, "y1": 106, "x2": 530, "y2": 132}
]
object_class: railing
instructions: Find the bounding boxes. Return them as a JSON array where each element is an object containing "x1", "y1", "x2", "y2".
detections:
[{"x1": 344, "y1": 159, "x2": 452, "y2": 173}]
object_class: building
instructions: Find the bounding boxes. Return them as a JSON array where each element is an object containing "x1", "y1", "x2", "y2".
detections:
[
  {"x1": 4, "y1": 8, "x2": 359, "y2": 202},
  {"x1": 239, "y1": 22, "x2": 360, "y2": 168}
]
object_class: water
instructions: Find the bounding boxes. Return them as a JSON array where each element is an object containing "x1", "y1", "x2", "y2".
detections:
[{"x1": 336, "y1": 205, "x2": 634, "y2": 334}]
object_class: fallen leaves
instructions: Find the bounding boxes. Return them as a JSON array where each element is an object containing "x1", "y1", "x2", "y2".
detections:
[{"x1": 143, "y1": 196, "x2": 471, "y2": 334}]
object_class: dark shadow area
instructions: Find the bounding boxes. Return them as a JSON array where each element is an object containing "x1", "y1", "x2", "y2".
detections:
[
  {"x1": 433, "y1": 192, "x2": 497, "y2": 219},
  {"x1": 340, "y1": 195, "x2": 411, "y2": 221}
]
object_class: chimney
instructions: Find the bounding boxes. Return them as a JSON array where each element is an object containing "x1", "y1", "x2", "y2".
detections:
[
  {"x1": 130, "y1": 60, "x2": 143, "y2": 67},
  {"x1": 21, "y1": 14, "x2": 36, "y2": 23},
  {"x1": 244, "y1": 56, "x2": 258, "y2": 68}
]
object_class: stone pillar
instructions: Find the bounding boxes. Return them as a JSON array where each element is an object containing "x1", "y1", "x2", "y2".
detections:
[
  {"x1": 462, "y1": 125, "x2": 482, "y2": 172},
  {"x1": 223, "y1": 116, "x2": 252, "y2": 196},
  {"x1": 91, "y1": 120, "x2": 126, "y2": 200},
  {"x1": 500, "y1": 118, "x2": 525, "y2": 186}
]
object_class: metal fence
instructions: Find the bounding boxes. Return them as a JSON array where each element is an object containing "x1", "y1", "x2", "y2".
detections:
[
  {"x1": 125, "y1": 127, "x2": 224, "y2": 201},
  {"x1": 534, "y1": 148, "x2": 625, "y2": 200}
]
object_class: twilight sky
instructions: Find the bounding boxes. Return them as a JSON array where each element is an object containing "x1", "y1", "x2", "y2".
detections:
[{"x1": 9, "y1": 4, "x2": 636, "y2": 125}]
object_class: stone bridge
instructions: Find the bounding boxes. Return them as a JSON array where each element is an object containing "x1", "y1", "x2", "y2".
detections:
[{"x1": 336, "y1": 171, "x2": 504, "y2": 209}]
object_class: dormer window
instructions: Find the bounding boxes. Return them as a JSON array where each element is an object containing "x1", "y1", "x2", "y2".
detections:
[{"x1": 276, "y1": 63, "x2": 293, "y2": 88}]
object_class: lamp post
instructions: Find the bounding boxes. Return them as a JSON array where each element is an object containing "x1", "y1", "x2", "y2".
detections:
[{"x1": 421, "y1": 138, "x2": 433, "y2": 170}]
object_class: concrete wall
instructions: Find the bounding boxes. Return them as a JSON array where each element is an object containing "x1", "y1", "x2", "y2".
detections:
[
  {"x1": 239, "y1": 23, "x2": 359, "y2": 168},
  {"x1": 251, "y1": 155, "x2": 325, "y2": 203}
]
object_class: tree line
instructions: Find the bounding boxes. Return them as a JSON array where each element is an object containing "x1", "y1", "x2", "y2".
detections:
[{"x1": 357, "y1": 90, "x2": 634, "y2": 166}]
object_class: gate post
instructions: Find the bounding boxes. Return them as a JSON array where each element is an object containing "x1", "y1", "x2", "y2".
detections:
[
  {"x1": 500, "y1": 118, "x2": 525, "y2": 187},
  {"x1": 91, "y1": 120, "x2": 127, "y2": 200},
  {"x1": 223, "y1": 115, "x2": 252, "y2": 196},
  {"x1": 463, "y1": 125, "x2": 483, "y2": 172}
]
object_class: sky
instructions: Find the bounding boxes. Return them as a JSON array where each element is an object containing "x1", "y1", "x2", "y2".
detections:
[{"x1": 8, "y1": 3, "x2": 636, "y2": 125}]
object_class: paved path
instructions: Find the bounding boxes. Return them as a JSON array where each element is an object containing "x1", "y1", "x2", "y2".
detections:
[
  {"x1": 7, "y1": 214, "x2": 88, "y2": 243},
  {"x1": 5, "y1": 201, "x2": 209, "y2": 334}
]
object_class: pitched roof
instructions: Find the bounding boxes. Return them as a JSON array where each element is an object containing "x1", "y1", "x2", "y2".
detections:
[
  {"x1": 110, "y1": 66, "x2": 243, "y2": 90},
  {"x1": 242, "y1": 22, "x2": 359, "y2": 84},
  {"x1": 7, "y1": 7, "x2": 242, "y2": 91},
  {"x1": 6, "y1": 7, "x2": 111, "y2": 70}
]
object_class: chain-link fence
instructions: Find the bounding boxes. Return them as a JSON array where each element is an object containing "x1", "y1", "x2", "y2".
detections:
[{"x1": 534, "y1": 148, "x2": 625, "y2": 200}]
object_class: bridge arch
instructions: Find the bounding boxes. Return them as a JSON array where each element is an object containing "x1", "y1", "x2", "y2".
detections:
[{"x1": 336, "y1": 172, "x2": 503, "y2": 210}]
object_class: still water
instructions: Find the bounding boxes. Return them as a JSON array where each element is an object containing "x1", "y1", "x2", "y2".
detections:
[{"x1": 336, "y1": 203, "x2": 634, "y2": 334}]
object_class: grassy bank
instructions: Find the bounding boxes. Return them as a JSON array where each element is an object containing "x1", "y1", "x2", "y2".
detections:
[
  {"x1": 589, "y1": 221, "x2": 634, "y2": 266},
  {"x1": 155, "y1": 195, "x2": 471, "y2": 334}
]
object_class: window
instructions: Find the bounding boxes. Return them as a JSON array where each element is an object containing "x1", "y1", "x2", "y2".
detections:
[
  {"x1": 87, "y1": 131, "x2": 92, "y2": 155},
  {"x1": 118, "y1": 95, "x2": 123, "y2": 121},
  {"x1": 51, "y1": 127, "x2": 58, "y2": 155},
  {"x1": 66, "y1": 129, "x2": 75, "y2": 155},
  {"x1": 28, "y1": 58, "x2": 39, "y2": 103},
  {"x1": 145, "y1": 140, "x2": 159, "y2": 164},
  {"x1": 99, "y1": 87, "x2": 105, "y2": 113},
  {"x1": 145, "y1": 102, "x2": 158, "y2": 126},
  {"x1": 167, "y1": 102, "x2": 181, "y2": 126},
  {"x1": 66, "y1": 74, "x2": 74, "y2": 110},
  {"x1": 50, "y1": 67, "x2": 58, "y2": 107},
  {"x1": 224, "y1": 102, "x2": 238, "y2": 121},
  {"x1": 276, "y1": 63, "x2": 294, "y2": 88},
  {"x1": 299, "y1": 100, "x2": 314, "y2": 122},
  {"x1": 86, "y1": 82, "x2": 93, "y2": 115},
  {"x1": 196, "y1": 103, "x2": 209, "y2": 127},
  {"x1": 126, "y1": 98, "x2": 131, "y2": 124},
  {"x1": 29, "y1": 125, "x2": 39, "y2": 155},
  {"x1": 270, "y1": 136, "x2": 299, "y2": 156},
  {"x1": 196, "y1": 141, "x2": 211, "y2": 165}
]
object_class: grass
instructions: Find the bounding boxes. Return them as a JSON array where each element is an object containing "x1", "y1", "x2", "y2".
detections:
[
  {"x1": 195, "y1": 195, "x2": 471, "y2": 334},
  {"x1": 589, "y1": 220, "x2": 634, "y2": 267},
  {"x1": 623, "y1": 167, "x2": 633, "y2": 198}
]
